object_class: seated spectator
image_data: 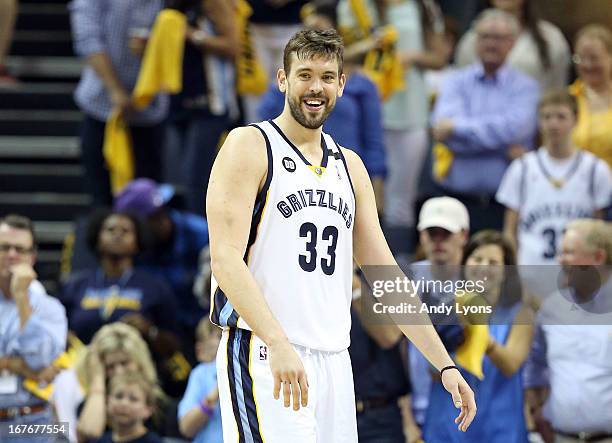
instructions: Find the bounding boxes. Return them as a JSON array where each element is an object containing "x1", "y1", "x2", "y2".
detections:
[
  {"x1": 164, "y1": 0, "x2": 238, "y2": 216},
  {"x1": 258, "y1": 4, "x2": 387, "y2": 210},
  {"x1": 52, "y1": 323, "x2": 164, "y2": 443},
  {"x1": 455, "y1": 0, "x2": 570, "y2": 91},
  {"x1": 0, "y1": 214, "x2": 68, "y2": 440},
  {"x1": 524, "y1": 219, "x2": 612, "y2": 443},
  {"x1": 178, "y1": 318, "x2": 222, "y2": 443},
  {"x1": 497, "y1": 90, "x2": 612, "y2": 266},
  {"x1": 424, "y1": 230, "x2": 534, "y2": 443},
  {"x1": 69, "y1": 0, "x2": 168, "y2": 206},
  {"x1": 113, "y1": 178, "x2": 209, "y2": 351},
  {"x1": 570, "y1": 24, "x2": 612, "y2": 170},
  {"x1": 0, "y1": 0, "x2": 18, "y2": 85},
  {"x1": 93, "y1": 372, "x2": 162, "y2": 443},
  {"x1": 431, "y1": 8, "x2": 540, "y2": 232},
  {"x1": 59, "y1": 209, "x2": 187, "y2": 397}
]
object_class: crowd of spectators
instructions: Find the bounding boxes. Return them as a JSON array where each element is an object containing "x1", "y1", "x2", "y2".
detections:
[{"x1": 1, "y1": 0, "x2": 612, "y2": 442}]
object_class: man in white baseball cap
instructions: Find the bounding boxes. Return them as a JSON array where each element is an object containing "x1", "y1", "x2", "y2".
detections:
[
  {"x1": 404, "y1": 196, "x2": 470, "y2": 439},
  {"x1": 417, "y1": 197, "x2": 470, "y2": 266}
]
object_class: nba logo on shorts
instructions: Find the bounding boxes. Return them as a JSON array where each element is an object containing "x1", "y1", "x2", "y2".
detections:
[
  {"x1": 282, "y1": 157, "x2": 296, "y2": 173},
  {"x1": 259, "y1": 346, "x2": 268, "y2": 361}
]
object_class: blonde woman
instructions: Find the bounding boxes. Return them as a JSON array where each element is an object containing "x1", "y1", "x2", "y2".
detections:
[
  {"x1": 570, "y1": 24, "x2": 612, "y2": 169},
  {"x1": 51, "y1": 323, "x2": 162, "y2": 443}
]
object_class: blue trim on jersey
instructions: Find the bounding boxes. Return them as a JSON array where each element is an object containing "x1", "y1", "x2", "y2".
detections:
[
  {"x1": 220, "y1": 298, "x2": 235, "y2": 327},
  {"x1": 268, "y1": 119, "x2": 329, "y2": 168},
  {"x1": 227, "y1": 328, "x2": 246, "y2": 442},
  {"x1": 238, "y1": 331, "x2": 263, "y2": 443},
  {"x1": 232, "y1": 329, "x2": 255, "y2": 443}
]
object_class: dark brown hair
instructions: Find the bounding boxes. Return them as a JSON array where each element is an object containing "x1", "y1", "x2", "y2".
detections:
[
  {"x1": 538, "y1": 88, "x2": 578, "y2": 116},
  {"x1": 0, "y1": 214, "x2": 37, "y2": 249},
  {"x1": 461, "y1": 230, "x2": 523, "y2": 307},
  {"x1": 283, "y1": 29, "x2": 344, "y2": 75}
]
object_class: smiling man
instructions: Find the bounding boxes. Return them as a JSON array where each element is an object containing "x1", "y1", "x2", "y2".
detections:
[{"x1": 207, "y1": 29, "x2": 476, "y2": 442}]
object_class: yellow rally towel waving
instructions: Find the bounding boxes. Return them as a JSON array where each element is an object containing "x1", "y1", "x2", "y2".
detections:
[
  {"x1": 454, "y1": 292, "x2": 490, "y2": 380},
  {"x1": 104, "y1": 9, "x2": 186, "y2": 194}
]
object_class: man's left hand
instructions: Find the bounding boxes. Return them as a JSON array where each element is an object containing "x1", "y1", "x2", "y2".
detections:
[{"x1": 432, "y1": 119, "x2": 454, "y2": 142}]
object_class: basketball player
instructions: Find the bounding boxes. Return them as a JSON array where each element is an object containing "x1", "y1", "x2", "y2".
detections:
[
  {"x1": 497, "y1": 89, "x2": 611, "y2": 266},
  {"x1": 206, "y1": 29, "x2": 476, "y2": 442}
]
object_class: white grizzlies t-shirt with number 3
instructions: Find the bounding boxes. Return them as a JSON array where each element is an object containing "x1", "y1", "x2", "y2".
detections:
[
  {"x1": 210, "y1": 120, "x2": 356, "y2": 352},
  {"x1": 496, "y1": 147, "x2": 611, "y2": 265}
]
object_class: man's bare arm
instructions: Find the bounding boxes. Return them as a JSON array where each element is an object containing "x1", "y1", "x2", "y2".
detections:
[
  {"x1": 206, "y1": 127, "x2": 308, "y2": 410},
  {"x1": 343, "y1": 148, "x2": 476, "y2": 431}
]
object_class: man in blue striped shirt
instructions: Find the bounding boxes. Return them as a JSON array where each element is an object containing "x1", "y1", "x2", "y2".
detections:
[{"x1": 69, "y1": 0, "x2": 169, "y2": 206}]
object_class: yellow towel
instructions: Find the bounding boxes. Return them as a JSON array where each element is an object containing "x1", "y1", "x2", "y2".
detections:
[
  {"x1": 23, "y1": 336, "x2": 85, "y2": 401},
  {"x1": 454, "y1": 293, "x2": 490, "y2": 380},
  {"x1": 104, "y1": 9, "x2": 186, "y2": 194},
  {"x1": 345, "y1": 0, "x2": 404, "y2": 101},
  {"x1": 235, "y1": 0, "x2": 268, "y2": 95},
  {"x1": 432, "y1": 142, "x2": 454, "y2": 181}
]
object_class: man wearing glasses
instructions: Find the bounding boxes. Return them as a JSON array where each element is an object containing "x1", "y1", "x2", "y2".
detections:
[{"x1": 0, "y1": 214, "x2": 67, "y2": 442}]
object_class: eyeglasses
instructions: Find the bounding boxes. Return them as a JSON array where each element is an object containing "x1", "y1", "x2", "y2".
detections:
[
  {"x1": 0, "y1": 243, "x2": 34, "y2": 254},
  {"x1": 572, "y1": 54, "x2": 602, "y2": 66}
]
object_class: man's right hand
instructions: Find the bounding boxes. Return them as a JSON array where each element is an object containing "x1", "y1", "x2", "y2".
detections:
[
  {"x1": 9, "y1": 263, "x2": 36, "y2": 300},
  {"x1": 110, "y1": 87, "x2": 132, "y2": 118},
  {"x1": 269, "y1": 339, "x2": 309, "y2": 411}
]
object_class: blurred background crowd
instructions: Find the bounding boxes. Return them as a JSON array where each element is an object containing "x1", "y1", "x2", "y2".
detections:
[{"x1": 1, "y1": 0, "x2": 612, "y2": 442}]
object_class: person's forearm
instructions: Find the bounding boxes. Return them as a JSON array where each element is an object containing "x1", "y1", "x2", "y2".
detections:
[
  {"x1": 352, "y1": 300, "x2": 402, "y2": 349},
  {"x1": 190, "y1": 33, "x2": 238, "y2": 59},
  {"x1": 77, "y1": 375, "x2": 107, "y2": 441},
  {"x1": 212, "y1": 248, "x2": 289, "y2": 347},
  {"x1": 86, "y1": 52, "x2": 125, "y2": 95},
  {"x1": 14, "y1": 292, "x2": 33, "y2": 330},
  {"x1": 179, "y1": 405, "x2": 211, "y2": 439}
]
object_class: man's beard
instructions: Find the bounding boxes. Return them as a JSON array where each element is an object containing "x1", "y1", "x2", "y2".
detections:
[{"x1": 287, "y1": 90, "x2": 334, "y2": 130}]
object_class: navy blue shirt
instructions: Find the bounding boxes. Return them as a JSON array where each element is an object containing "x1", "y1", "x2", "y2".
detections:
[
  {"x1": 247, "y1": 0, "x2": 306, "y2": 24},
  {"x1": 60, "y1": 268, "x2": 179, "y2": 344},
  {"x1": 349, "y1": 310, "x2": 410, "y2": 400}
]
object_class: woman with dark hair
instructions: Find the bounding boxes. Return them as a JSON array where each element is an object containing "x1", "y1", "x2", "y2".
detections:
[
  {"x1": 59, "y1": 210, "x2": 184, "y2": 393},
  {"x1": 423, "y1": 230, "x2": 534, "y2": 443},
  {"x1": 455, "y1": 0, "x2": 570, "y2": 90}
]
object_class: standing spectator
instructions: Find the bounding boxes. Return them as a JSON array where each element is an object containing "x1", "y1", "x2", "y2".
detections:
[
  {"x1": 524, "y1": 219, "x2": 612, "y2": 443},
  {"x1": 570, "y1": 24, "x2": 612, "y2": 170},
  {"x1": 242, "y1": 0, "x2": 307, "y2": 123},
  {"x1": 337, "y1": 0, "x2": 451, "y2": 257},
  {"x1": 455, "y1": 0, "x2": 570, "y2": 91},
  {"x1": 497, "y1": 90, "x2": 611, "y2": 265},
  {"x1": 404, "y1": 196, "x2": 470, "y2": 440},
  {"x1": 0, "y1": 0, "x2": 17, "y2": 85},
  {"x1": 431, "y1": 8, "x2": 540, "y2": 232},
  {"x1": 69, "y1": 0, "x2": 168, "y2": 206},
  {"x1": 258, "y1": 4, "x2": 387, "y2": 209},
  {"x1": 424, "y1": 230, "x2": 534, "y2": 443},
  {"x1": 0, "y1": 215, "x2": 68, "y2": 441},
  {"x1": 93, "y1": 372, "x2": 162, "y2": 443},
  {"x1": 178, "y1": 318, "x2": 222, "y2": 443},
  {"x1": 165, "y1": 0, "x2": 238, "y2": 216},
  {"x1": 113, "y1": 178, "x2": 209, "y2": 349}
]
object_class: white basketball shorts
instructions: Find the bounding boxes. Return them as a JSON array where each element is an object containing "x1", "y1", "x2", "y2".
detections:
[{"x1": 216, "y1": 328, "x2": 358, "y2": 443}]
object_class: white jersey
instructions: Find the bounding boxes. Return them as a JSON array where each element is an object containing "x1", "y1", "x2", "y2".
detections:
[
  {"x1": 496, "y1": 148, "x2": 612, "y2": 266},
  {"x1": 211, "y1": 120, "x2": 356, "y2": 352}
]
